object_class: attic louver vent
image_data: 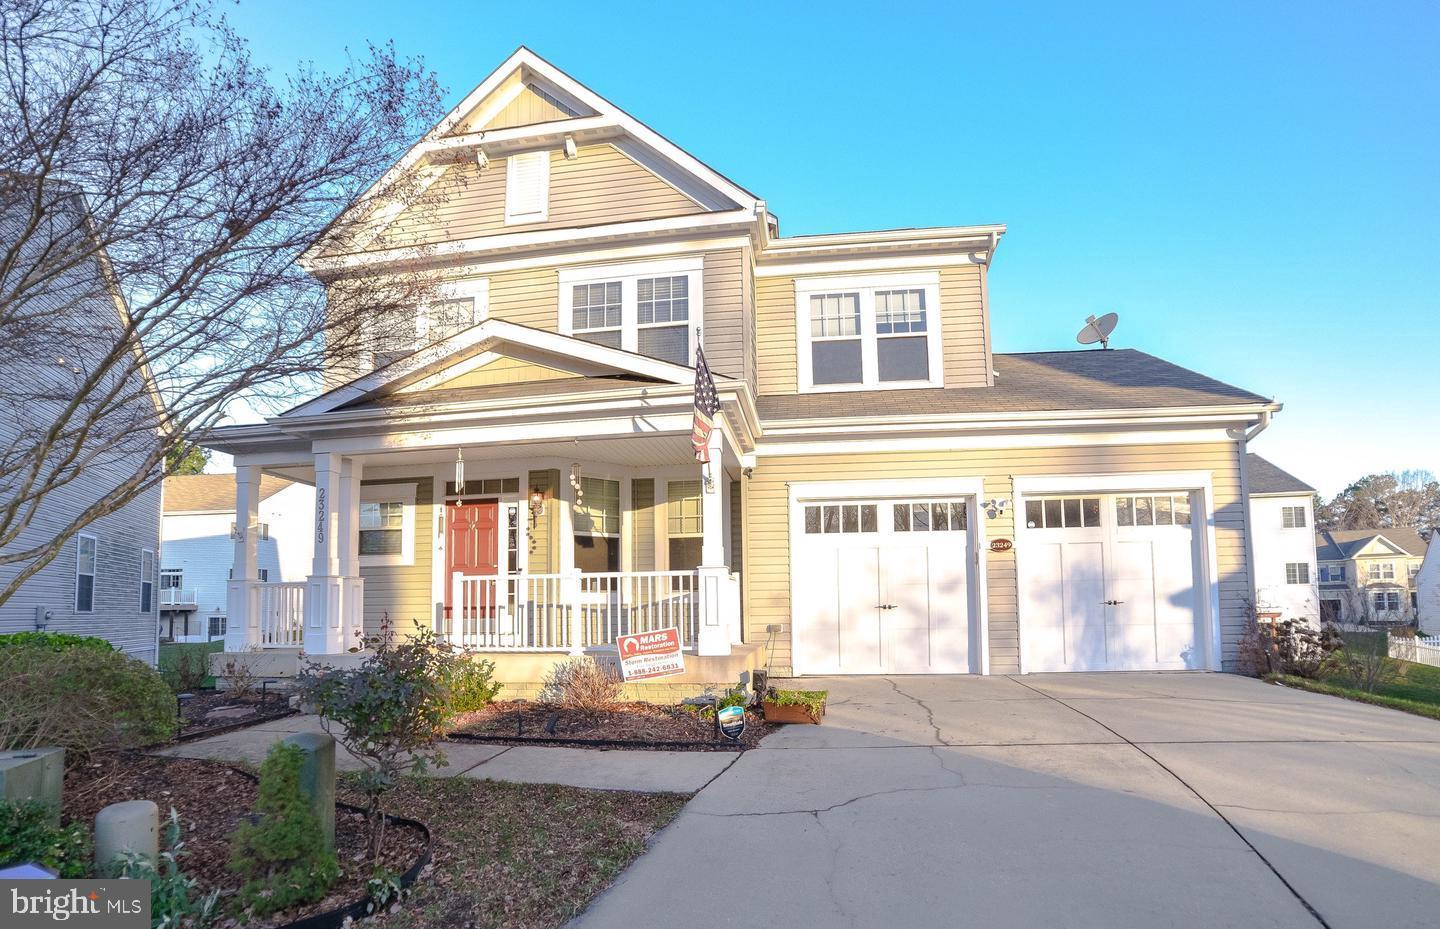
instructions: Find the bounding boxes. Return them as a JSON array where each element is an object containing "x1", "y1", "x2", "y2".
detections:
[{"x1": 505, "y1": 151, "x2": 550, "y2": 224}]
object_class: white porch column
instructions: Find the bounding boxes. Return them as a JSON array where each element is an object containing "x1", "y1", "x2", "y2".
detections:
[
  {"x1": 305, "y1": 452, "x2": 347, "y2": 655},
  {"x1": 697, "y1": 430, "x2": 737, "y2": 656},
  {"x1": 337, "y1": 458, "x2": 365, "y2": 647},
  {"x1": 225, "y1": 465, "x2": 262, "y2": 651}
]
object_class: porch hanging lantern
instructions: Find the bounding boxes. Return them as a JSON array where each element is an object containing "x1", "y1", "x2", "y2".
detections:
[{"x1": 454, "y1": 447, "x2": 466, "y2": 494}]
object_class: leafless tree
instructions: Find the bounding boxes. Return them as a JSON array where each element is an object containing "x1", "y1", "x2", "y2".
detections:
[
  {"x1": 1317, "y1": 470, "x2": 1440, "y2": 539},
  {"x1": 0, "y1": 0, "x2": 450, "y2": 604}
]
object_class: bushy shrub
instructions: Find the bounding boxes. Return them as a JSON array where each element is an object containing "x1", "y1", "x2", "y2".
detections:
[
  {"x1": 115, "y1": 808, "x2": 218, "y2": 929},
  {"x1": 0, "y1": 800, "x2": 91, "y2": 877},
  {"x1": 446, "y1": 654, "x2": 502, "y2": 713},
  {"x1": 0, "y1": 631, "x2": 114, "y2": 653},
  {"x1": 228, "y1": 743, "x2": 339, "y2": 916},
  {"x1": 1237, "y1": 615, "x2": 1343, "y2": 678},
  {"x1": 0, "y1": 645, "x2": 176, "y2": 758},
  {"x1": 161, "y1": 646, "x2": 211, "y2": 694},
  {"x1": 1339, "y1": 634, "x2": 1400, "y2": 693},
  {"x1": 540, "y1": 657, "x2": 624, "y2": 715},
  {"x1": 297, "y1": 621, "x2": 449, "y2": 859}
]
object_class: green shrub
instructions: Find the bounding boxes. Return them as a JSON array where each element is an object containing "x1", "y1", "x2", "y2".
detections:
[
  {"x1": 297, "y1": 621, "x2": 450, "y2": 860},
  {"x1": 158, "y1": 641, "x2": 223, "y2": 692},
  {"x1": 0, "y1": 631, "x2": 115, "y2": 653},
  {"x1": 765, "y1": 689, "x2": 828, "y2": 716},
  {"x1": 115, "y1": 808, "x2": 218, "y2": 928},
  {"x1": 228, "y1": 743, "x2": 339, "y2": 917},
  {"x1": 0, "y1": 643, "x2": 177, "y2": 758},
  {"x1": 0, "y1": 800, "x2": 91, "y2": 877},
  {"x1": 446, "y1": 655, "x2": 502, "y2": 713}
]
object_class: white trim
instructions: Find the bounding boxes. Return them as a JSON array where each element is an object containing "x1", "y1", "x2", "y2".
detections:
[
  {"x1": 415, "y1": 278, "x2": 490, "y2": 343},
  {"x1": 754, "y1": 428, "x2": 1243, "y2": 457},
  {"x1": 358, "y1": 482, "x2": 417, "y2": 567},
  {"x1": 558, "y1": 257, "x2": 704, "y2": 363},
  {"x1": 756, "y1": 252, "x2": 984, "y2": 277},
  {"x1": 1011, "y1": 471, "x2": 1222, "y2": 673},
  {"x1": 794, "y1": 271, "x2": 944, "y2": 393},
  {"x1": 75, "y1": 531, "x2": 98, "y2": 614},
  {"x1": 785, "y1": 477, "x2": 988, "y2": 675},
  {"x1": 140, "y1": 548, "x2": 155, "y2": 615}
]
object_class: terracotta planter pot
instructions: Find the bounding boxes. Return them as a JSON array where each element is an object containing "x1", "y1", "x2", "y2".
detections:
[{"x1": 762, "y1": 701, "x2": 823, "y2": 724}]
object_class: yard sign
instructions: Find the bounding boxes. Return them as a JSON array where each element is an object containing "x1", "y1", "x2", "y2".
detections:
[{"x1": 616, "y1": 628, "x2": 686, "y2": 681}]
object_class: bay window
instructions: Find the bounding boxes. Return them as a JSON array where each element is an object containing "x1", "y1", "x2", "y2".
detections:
[
  {"x1": 795, "y1": 272, "x2": 943, "y2": 392},
  {"x1": 560, "y1": 258, "x2": 703, "y2": 367}
]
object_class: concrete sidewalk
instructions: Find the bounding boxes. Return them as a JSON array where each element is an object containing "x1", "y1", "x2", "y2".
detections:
[
  {"x1": 157, "y1": 714, "x2": 736, "y2": 794},
  {"x1": 570, "y1": 673, "x2": 1440, "y2": 929}
]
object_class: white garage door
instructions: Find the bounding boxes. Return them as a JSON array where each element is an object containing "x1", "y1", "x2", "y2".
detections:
[
  {"x1": 1019, "y1": 493, "x2": 1204, "y2": 672},
  {"x1": 793, "y1": 498, "x2": 976, "y2": 675}
]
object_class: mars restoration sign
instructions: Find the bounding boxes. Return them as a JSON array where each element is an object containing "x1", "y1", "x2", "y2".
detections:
[{"x1": 616, "y1": 628, "x2": 685, "y2": 681}]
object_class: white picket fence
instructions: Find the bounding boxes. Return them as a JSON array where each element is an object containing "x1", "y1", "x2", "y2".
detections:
[
  {"x1": 440, "y1": 571, "x2": 700, "y2": 652},
  {"x1": 1388, "y1": 634, "x2": 1440, "y2": 668},
  {"x1": 257, "y1": 582, "x2": 306, "y2": 647}
]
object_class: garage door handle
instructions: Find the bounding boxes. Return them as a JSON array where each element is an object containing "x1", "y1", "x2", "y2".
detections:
[
  {"x1": 1103, "y1": 600, "x2": 1124, "y2": 606},
  {"x1": 878, "y1": 604, "x2": 899, "y2": 610}
]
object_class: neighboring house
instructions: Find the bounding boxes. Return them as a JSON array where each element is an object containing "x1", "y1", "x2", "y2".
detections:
[
  {"x1": 1417, "y1": 534, "x2": 1440, "y2": 632},
  {"x1": 159, "y1": 474, "x2": 313, "y2": 642},
  {"x1": 1315, "y1": 528, "x2": 1427, "y2": 625},
  {"x1": 202, "y1": 48, "x2": 1280, "y2": 688},
  {"x1": 0, "y1": 183, "x2": 161, "y2": 663},
  {"x1": 1244, "y1": 454, "x2": 1319, "y2": 626}
]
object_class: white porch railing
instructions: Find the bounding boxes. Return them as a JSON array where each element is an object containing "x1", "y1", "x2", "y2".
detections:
[
  {"x1": 160, "y1": 588, "x2": 198, "y2": 607},
  {"x1": 440, "y1": 571, "x2": 700, "y2": 652},
  {"x1": 1389, "y1": 634, "x2": 1440, "y2": 669},
  {"x1": 257, "y1": 582, "x2": 305, "y2": 648}
]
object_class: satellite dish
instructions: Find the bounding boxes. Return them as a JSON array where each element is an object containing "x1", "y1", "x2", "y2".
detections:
[{"x1": 1077, "y1": 312, "x2": 1119, "y2": 349}]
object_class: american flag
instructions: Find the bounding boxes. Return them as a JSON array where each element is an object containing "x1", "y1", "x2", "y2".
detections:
[{"x1": 691, "y1": 343, "x2": 720, "y2": 463}]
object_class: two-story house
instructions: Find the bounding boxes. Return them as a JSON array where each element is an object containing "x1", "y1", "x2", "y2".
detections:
[
  {"x1": 0, "y1": 182, "x2": 162, "y2": 662},
  {"x1": 1244, "y1": 454, "x2": 1319, "y2": 626},
  {"x1": 203, "y1": 49, "x2": 1280, "y2": 690},
  {"x1": 159, "y1": 473, "x2": 314, "y2": 642},
  {"x1": 1316, "y1": 528, "x2": 1426, "y2": 625}
]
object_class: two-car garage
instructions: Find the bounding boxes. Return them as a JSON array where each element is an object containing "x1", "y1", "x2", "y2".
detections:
[{"x1": 787, "y1": 475, "x2": 1218, "y2": 676}]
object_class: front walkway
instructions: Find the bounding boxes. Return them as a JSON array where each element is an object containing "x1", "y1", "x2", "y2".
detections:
[
  {"x1": 571, "y1": 673, "x2": 1440, "y2": 929},
  {"x1": 158, "y1": 715, "x2": 736, "y2": 794}
]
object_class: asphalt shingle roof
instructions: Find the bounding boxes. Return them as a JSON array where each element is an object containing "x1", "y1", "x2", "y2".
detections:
[
  {"x1": 1314, "y1": 528, "x2": 1428, "y2": 561},
  {"x1": 163, "y1": 473, "x2": 294, "y2": 514},
  {"x1": 1246, "y1": 454, "x2": 1316, "y2": 495},
  {"x1": 757, "y1": 349, "x2": 1270, "y2": 421}
]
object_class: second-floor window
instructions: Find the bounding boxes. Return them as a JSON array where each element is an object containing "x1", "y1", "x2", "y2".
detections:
[
  {"x1": 372, "y1": 279, "x2": 489, "y2": 370},
  {"x1": 1281, "y1": 505, "x2": 1306, "y2": 528},
  {"x1": 560, "y1": 259, "x2": 703, "y2": 367},
  {"x1": 140, "y1": 550, "x2": 154, "y2": 613},
  {"x1": 1320, "y1": 565, "x2": 1345, "y2": 583},
  {"x1": 1286, "y1": 563, "x2": 1310, "y2": 585},
  {"x1": 794, "y1": 272, "x2": 943, "y2": 392},
  {"x1": 1368, "y1": 561, "x2": 1395, "y2": 581},
  {"x1": 161, "y1": 569, "x2": 183, "y2": 590},
  {"x1": 75, "y1": 533, "x2": 97, "y2": 613}
]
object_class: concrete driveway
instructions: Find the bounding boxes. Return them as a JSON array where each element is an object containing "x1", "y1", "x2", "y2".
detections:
[{"x1": 571, "y1": 673, "x2": 1440, "y2": 929}]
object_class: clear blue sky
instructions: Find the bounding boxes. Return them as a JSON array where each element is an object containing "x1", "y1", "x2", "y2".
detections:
[{"x1": 224, "y1": 0, "x2": 1439, "y2": 496}]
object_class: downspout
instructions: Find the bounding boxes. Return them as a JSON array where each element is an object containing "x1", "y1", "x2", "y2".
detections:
[{"x1": 1234, "y1": 407, "x2": 1274, "y2": 666}]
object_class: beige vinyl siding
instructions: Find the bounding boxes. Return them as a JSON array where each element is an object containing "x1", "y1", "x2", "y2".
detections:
[
  {"x1": 384, "y1": 144, "x2": 704, "y2": 246},
  {"x1": 701, "y1": 249, "x2": 745, "y2": 379},
  {"x1": 741, "y1": 245, "x2": 757, "y2": 390},
  {"x1": 488, "y1": 265, "x2": 558, "y2": 330},
  {"x1": 631, "y1": 478, "x2": 656, "y2": 571},
  {"x1": 434, "y1": 357, "x2": 577, "y2": 389},
  {"x1": 754, "y1": 264, "x2": 993, "y2": 395},
  {"x1": 360, "y1": 477, "x2": 433, "y2": 639},
  {"x1": 729, "y1": 479, "x2": 742, "y2": 575},
  {"x1": 527, "y1": 469, "x2": 559, "y2": 573},
  {"x1": 940, "y1": 264, "x2": 991, "y2": 387},
  {"x1": 479, "y1": 85, "x2": 576, "y2": 131},
  {"x1": 743, "y1": 441, "x2": 1250, "y2": 675}
]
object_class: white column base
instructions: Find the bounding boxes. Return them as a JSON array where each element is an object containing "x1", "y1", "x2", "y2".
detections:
[
  {"x1": 304, "y1": 575, "x2": 348, "y2": 655},
  {"x1": 343, "y1": 577, "x2": 365, "y2": 650},
  {"x1": 225, "y1": 579, "x2": 259, "y2": 651},
  {"x1": 696, "y1": 565, "x2": 740, "y2": 657}
]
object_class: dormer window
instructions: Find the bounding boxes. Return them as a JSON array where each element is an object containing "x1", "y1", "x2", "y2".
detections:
[
  {"x1": 795, "y1": 272, "x2": 943, "y2": 392},
  {"x1": 559, "y1": 258, "x2": 703, "y2": 366},
  {"x1": 504, "y1": 151, "x2": 550, "y2": 224}
]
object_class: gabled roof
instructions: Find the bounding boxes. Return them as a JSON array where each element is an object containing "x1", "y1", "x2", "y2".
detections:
[
  {"x1": 163, "y1": 473, "x2": 293, "y2": 514},
  {"x1": 304, "y1": 47, "x2": 758, "y2": 267},
  {"x1": 757, "y1": 349, "x2": 1273, "y2": 422},
  {"x1": 282, "y1": 318, "x2": 699, "y2": 419},
  {"x1": 1246, "y1": 454, "x2": 1316, "y2": 496},
  {"x1": 1315, "y1": 528, "x2": 1428, "y2": 561}
]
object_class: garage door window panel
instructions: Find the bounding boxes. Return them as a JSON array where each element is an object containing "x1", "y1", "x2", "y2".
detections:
[{"x1": 1024, "y1": 497, "x2": 1101, "y2": 529}]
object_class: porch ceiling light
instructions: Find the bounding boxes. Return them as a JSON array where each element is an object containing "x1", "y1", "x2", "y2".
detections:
[{"x1": 455, "y1": 447, "x2": 466, "y2": 494}]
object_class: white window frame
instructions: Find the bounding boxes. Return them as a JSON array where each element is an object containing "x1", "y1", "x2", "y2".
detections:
[
  {"x1": 504, "y1": 150, "x2": 550, "y2": 225},
  {"x1": 373, "y1": 278, "x2": 489, "y2": 370},
  {"x1": 1373, "y1": 590, "x2": 1401, "y2": 613},
  {"x1": 359, "y1": 483, "x2": 417, "y2": 567},
  {"x1": 559, "y1": 258, "x2": 704, "y2": 364},
  {"x1": 1368, "y1": 561, "x2": 1395, "y2": 581},
  {"x1": 140, "y1": 549, "x2": 155, "y2": 613},
  {"x1": 1285, "y1": 562, "x2": 1310, "y2": 585},
  {"x1": 1280, "y1": 505, "x2": 1306, "y2": 529},
  {"x1": 75, "y1": 532, "x2": 97, "y2": 613},
  {"x1": 794, "y1": 271, "x2": 944, "y2": 393}
]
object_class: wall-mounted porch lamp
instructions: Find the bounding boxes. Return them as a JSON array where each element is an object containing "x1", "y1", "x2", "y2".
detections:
[{"x1": 529, "y1": 489, "x2": 545, "y2": 525}]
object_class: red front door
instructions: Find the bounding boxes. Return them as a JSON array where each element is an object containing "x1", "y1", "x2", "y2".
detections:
[{"x1": 446, "y1": 499, "x2": 499, "y2": 619}]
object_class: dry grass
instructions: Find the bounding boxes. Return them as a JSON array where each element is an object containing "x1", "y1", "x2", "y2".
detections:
[
  {"x1": 353, "y1": 775, "x2": 686, "y2": 929},
  {"x1": 539, "y1": 657, "x2": 624, "y2": 716}
]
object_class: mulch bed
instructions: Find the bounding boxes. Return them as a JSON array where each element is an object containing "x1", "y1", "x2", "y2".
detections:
[
  {"x1": 447, "y1": 700, "x2": 772, "y2": 751},
  {"x1": 173, "y1": 690, "x2": 297, "y2": 742},
  {"x1": 64, "y1": 753, "x2": 427, "y2": 928}
]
